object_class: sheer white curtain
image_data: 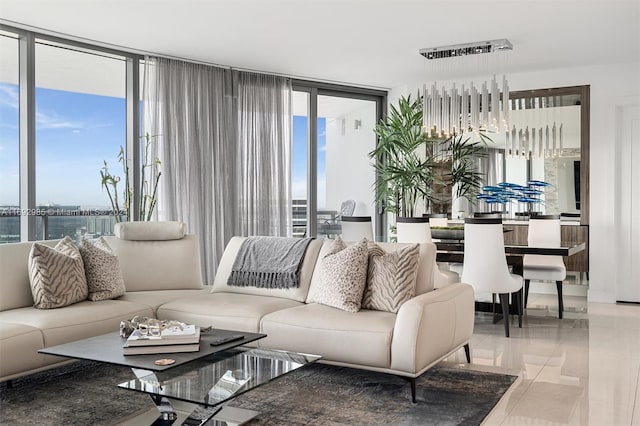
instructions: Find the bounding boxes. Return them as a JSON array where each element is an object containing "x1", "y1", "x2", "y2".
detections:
[
  {"x1": 232, "y1": 70, "x2": 292, "y2": 237},
  {"x1": 142, "y1": 57, "x2": 292, "y2": 283}
]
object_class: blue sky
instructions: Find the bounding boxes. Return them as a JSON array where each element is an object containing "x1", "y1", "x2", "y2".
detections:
[
  {"x1": 0, "y1": 83, "x2": 321, "y2": 207},
  {"x1": 292, "y1": 115, "x2": 326, "y2": 200},
  {"x1": 0, "y1": 83, "x2": 124, "y2": 207}
]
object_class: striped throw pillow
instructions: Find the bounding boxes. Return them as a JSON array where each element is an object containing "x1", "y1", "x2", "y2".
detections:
[
  {"x1": 80, "y1": 237, "x2": 125, "y2": 301},
  {"x1": 28, "y1": 236, "x2": 88, "y2": 309},
  {"x1": 362, "y1": 242, "x2": 420, "y2": 313}
]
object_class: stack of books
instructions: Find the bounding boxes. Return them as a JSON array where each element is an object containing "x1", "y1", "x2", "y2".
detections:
[{"x1": 123, "y1": 324, "x2": 200, "y2": 355}]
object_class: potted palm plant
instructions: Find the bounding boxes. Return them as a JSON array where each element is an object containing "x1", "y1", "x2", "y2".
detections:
[
  {"x1": 370, "y1": 94, "x2": 437, "y2": 241},
  {"x1": 370, "y1": 93, "x2": 491, "y2": 239},
  {"x1": 370, "y1": 94, "x2": 437, "y2": 218}
]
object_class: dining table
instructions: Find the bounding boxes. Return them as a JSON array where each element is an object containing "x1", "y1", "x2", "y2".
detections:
[
  {"x1": 434, "y1": 240, "x2": 587, "y2": 315},
  {"x1": 435, "y1": 240, "x2": 586, "y2": 275}
]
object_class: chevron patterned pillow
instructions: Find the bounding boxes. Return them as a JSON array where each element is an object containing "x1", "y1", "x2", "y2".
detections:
[
  {"x1": 362, "y1": 242, "x2": 420, "y2": 313},
  {"x1": 28, "y1": 236, "x2": 88, "y2": 309},
  {"x1": 80, "y1": 237, "x2": 125, "y2": 301}
]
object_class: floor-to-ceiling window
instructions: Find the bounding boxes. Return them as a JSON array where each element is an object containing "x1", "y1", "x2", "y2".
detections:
[
  {"x1": 0, "y1": 25, "x2": 142, "y2": 243},
  {"x1": 317, "y1": 95, "x2": 377, "y2": 236},
  {"x1": 35, "y1": 40, "x2": 126, "y2": 240},
  {"x1": 291, "y1": 82, "x2": 385, "y2": 239}
]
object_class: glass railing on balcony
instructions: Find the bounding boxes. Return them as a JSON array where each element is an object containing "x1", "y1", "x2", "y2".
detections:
[{"x1": 0, "y1": 206, "x2": 121, "y2": 244}]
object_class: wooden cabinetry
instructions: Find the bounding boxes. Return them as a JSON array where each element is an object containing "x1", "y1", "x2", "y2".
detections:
[{"x1": 502, "y1": 223, "x2": 589, "y2": 273}]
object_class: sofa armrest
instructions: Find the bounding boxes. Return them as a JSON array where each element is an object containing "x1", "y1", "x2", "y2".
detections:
[{"x1": 390, "y1": 283, "x2": 474, "y2": 374}]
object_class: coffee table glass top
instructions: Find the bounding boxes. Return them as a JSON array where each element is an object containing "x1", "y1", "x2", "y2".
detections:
[{"x1": 118, "y1": 347, "x2": 321, "y2": 407}]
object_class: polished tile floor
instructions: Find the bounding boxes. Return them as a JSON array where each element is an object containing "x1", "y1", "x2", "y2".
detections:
[{"x1": 443, "y1": 292, "x2": 640, "y2": 425}]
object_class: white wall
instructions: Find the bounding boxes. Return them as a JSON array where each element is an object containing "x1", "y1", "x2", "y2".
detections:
[
  {"x1": 324, "y1": 102, "x2": 377, "y2": 218},
  {"x1": 391, "y1": 60, "x2": 640, "y2": 303}
]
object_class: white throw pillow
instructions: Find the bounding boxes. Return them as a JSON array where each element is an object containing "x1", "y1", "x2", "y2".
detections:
[
  {"x1": 79, "y1": 237, "x2": 126, "y2": 301},
  {"x1": 313, "y1": 238, "x2": 369, "y2": 313},
  {"x1": 28, "y1": 236, "x2": 88, "y2": 309},
  {"x1": 362, "y1": 242, "x2": 420, "y2": 313}
]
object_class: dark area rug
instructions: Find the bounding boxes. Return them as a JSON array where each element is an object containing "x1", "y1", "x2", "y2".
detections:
[{"x1": 0, "y1": 360, "x2": 517, "y2": 425}]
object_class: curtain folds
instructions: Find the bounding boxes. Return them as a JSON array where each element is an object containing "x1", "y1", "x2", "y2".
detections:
[
  {"x1": 142, "y1": 57, "x2": 292, "y2": 284},
  {"x1": 233, "y1": 70, "x2": 292, "y2": 237}
]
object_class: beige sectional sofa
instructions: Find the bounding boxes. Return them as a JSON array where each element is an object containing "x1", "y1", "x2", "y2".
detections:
[
  {"x1": 0, "y1": 232, "x2": 209, "y2": 382},
  {"x1": 0, "y1": 225, "x2": 474, "y2": 401}
]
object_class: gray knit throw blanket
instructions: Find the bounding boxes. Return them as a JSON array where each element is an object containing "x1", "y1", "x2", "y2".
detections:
[{"x1": 227, "y1": 237, "x2": 313, "y2": 289}]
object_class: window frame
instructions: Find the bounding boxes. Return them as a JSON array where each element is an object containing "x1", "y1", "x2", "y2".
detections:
[
  {"x1": 291, "y1": 79, "x2": 387, "y2": 238},
  {"x1": 0, "y1": 24, "x2": 143, "y2": 241}
]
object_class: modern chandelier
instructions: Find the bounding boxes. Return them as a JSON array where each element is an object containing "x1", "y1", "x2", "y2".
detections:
[
  {"x1": 420, "y1": 39, "x2": 513, "y2": 139},
  {"x1": 420, "y1": 39, "x2": 565, "y2": 159}
]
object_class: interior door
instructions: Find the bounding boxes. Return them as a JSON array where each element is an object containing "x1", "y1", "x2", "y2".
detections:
[{"x1": 616, "y1": 104, "x2": 640, "y2": 303}]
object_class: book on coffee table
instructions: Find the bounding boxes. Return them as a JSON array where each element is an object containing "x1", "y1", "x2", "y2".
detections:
[
  {"x1": 125, "y1": 325, "x2": 201, "y2": 347},
  {"x1": 123, "y1": 342, "x2": 200, "y2": 356},
  {"x1": 123, "y1": 324, "x2": 201, "y2": 355}
]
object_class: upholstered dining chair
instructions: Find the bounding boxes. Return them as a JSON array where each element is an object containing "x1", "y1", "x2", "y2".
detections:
[
  {"x1": 396, "y1": 217, "x2": 459, "y2": 288},
  {"x1": 523, "y1": 215, "x2": 567, "y2": 318},
  {"x1": 461, "y1": 218, "x2": 524, "y2": 337},
  {"x1": 340, "y1": 216, "x2": 374, "y2": 241}
]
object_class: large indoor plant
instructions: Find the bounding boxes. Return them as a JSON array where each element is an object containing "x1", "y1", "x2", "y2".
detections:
[
  {"x1": 100, "y1": 133, "x2": 162, "y2": 222},
  {"x1": 370, "y1": 93, "x2": 491, "y2": 220},
  {"x1": 370, "y1": 94, "x2": 437, "y2": 218}
]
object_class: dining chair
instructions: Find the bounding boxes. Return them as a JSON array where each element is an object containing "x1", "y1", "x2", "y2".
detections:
[
  {"x1": 396, "y1": 217, "x2": 459, "y2": 288},
  {"x1": 340, "y1": 216, "x2": 374, "y2": 241},
  {"x1": 461, "y1": 218, "x2": 523, "y2": 337},
  {"x1": 339, "y1": 199, "x2": 356, "y2": 217},
  {"x1": 318, "y1": 199, "x2": 356, "y2": 238},
  {"x1": 523, "y1": 214, "x2": 567, "y2": 318}
]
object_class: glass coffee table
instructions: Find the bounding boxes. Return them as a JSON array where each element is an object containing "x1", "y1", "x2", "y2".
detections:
[{"x1": 39, "y1": 329, "x2": 321, "y2": 425}]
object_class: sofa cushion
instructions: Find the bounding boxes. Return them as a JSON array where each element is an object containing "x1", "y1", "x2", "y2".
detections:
[
  {"x1": 0, "y1": 300, "x2": 153, "y2": 348},
  {"x1": 307, "y1": 241, "x2": 436, "y2": 302},
  {"x1": 311, "y1": 238, "x2": 368, "y2": 313},
  {"x1": 114, "y1": 221, "x2": 186, "y2": 241},
  {"x1": 0, "y1": 240, "x2": 59, "y2": 311},
  {"x1": 362, "y1": 242, "x2": 420, "y2": 313},
  {"x1": 118, "y1": 288, "x2": 212, "y2": 315},
  {"x1": 0, "y1": 322, "x2": 47, "y2": 380},
  {"x1": 104, "y1": 235, "x2": 203, "y2": 291},
  {"x1": 157, "y1": 292, "x2": 303, "y2": 333},
  {"x1": 28, "y1": 236, "x2": 88, "y2": 309},
  {"x1": 259, "y1": 303, "x2": 396, "y2": 369},
  {"x1": 79, "y1": 237, "x2": 126, "y2": 301},
  {"x1": 211, "y1": 237, "x2": 323, "y2": 302}
]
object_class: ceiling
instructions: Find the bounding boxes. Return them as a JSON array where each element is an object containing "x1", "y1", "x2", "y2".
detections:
[{"x1": 1, "y1": 0, "x2": 639, "y2": 90}]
